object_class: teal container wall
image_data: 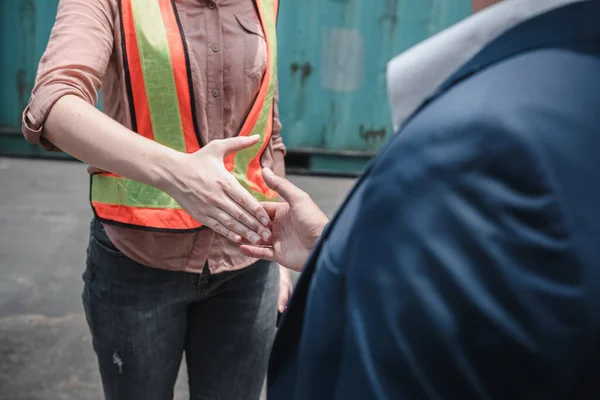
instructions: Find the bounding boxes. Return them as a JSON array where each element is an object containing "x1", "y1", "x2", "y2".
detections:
[
  {"x1": 277, "y1": 0, "x2": 471, "y2": 155},
  {"x1": 0, "y1": 0, "x2": 471, "y2": 168},
  {"x1": 0, "y1": 0, "x2": 60, "y2": 133}
]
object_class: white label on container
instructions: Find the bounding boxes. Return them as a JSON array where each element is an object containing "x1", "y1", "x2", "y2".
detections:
[{"x1": 321, "y1": 28, "x2": 365, "y2": 93}]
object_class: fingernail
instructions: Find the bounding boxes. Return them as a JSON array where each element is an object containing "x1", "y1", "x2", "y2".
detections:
[
  {"x1": 230, "y1": 233, "x2": 241, "y2": 242},
  {"x1": 263, "y1": 168, "x2": 274, "y2": 176},
  {"x1": 261, "y1": 231, "x2": 270, "y2": 241},
  {"x1": 251, "y1": 234, "x2": 260, "y2": 244},
  {"x1": 261, "y1": 218, "x2": 269, "y2": 226}
]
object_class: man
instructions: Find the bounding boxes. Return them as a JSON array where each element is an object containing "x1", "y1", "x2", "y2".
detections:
[{"x1": 240, "y1": 0, "x2": 600, "y2": 398}]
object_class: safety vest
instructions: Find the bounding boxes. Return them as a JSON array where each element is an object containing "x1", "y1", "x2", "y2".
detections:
[{"x1": 90, "y1": 0, "x2": 279, "y2": 232}]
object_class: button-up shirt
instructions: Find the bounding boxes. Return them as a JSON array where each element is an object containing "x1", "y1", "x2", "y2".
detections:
[{"x1": 22, "y1": 0, "x2": 285, "y2": 273}]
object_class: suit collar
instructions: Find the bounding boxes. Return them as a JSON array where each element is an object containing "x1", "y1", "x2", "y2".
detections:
[
  {"x1": 386, "y1": 0, "x2": 590, "y2": 132},
  {"x1": 440, "y1": 0, "x2": 600, "y2": 94}
]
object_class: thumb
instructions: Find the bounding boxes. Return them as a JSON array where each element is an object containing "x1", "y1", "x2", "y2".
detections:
[
  {"x1": 262, "y1": 168, "x2": 306, "y2": 205},
  {"x1": 210, "y1": 135, "x2": 260, "y2": 156},
  {"x1": 278, "y1": 299, "x2": 287, "y2": 314}
]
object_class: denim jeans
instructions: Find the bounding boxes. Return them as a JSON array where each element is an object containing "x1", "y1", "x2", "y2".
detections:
[{"x1": 82, "y1": 219, "x2": 278, "y2": 400}]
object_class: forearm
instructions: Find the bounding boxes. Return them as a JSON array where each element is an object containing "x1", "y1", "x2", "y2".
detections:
[{"x1": 44, "y1": 95, "x2": 179, "y2": 191}]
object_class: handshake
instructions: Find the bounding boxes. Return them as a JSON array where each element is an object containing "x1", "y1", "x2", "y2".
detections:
[
  {"x1": 238, "y1": 168, "x2": 330, "y2": 272},
  {"x1": 152, "y1": 134, "x2": 328, "y2": 271}
]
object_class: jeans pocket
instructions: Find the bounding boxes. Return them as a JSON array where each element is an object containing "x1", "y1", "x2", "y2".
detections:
[
  {"x1": 90, "y1": 234, "x2": 126, "y2": 258},
  {"x1": 82, "y1": 256, "x2": 96, "y2": 329}
]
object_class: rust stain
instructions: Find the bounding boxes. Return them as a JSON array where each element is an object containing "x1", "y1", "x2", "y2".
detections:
[
  {"x1": 359, "y1": 125, "x2": 387, "y2": 143},
  {"x1": 17, "y1": 0, "x2": 37, "y2": 111},
  {"x1": 379, "y1": 0, "x2": 399, "y2": 40},
  {"x1": 290, "y1": 62, "x2": 312, "y2": 86},
  {"x1": 329, "y1": 100, "x2": 337, "y2": 131},
  {"x1": 300, "y1": 63, "x2": 312, "y2": 86},
  {"x1": 16, "y1": 69, "x2": 28, "y2": 111},
  {"x1": 19, "y1": 0, "x2": 37, "y2": 37},
  {"x1": 290, "y1": 62, "x2": 299, "y2": 75},
  {"x1": 423, "y1": 0, "x2": 436, "y2": 33}
]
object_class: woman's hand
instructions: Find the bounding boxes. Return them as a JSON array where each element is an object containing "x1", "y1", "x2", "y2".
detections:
[
  {"x1": 240, "y1": 168, "x2": 329, "y2": 272},
  {"x1": 44, "y1": 97, "x2": 270, "y2": 244},
  {"x1": 164, "y1": 135, "x2": 272, "y2": 244}
]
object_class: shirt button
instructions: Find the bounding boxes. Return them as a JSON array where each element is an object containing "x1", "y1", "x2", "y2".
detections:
[
  {"x1": 211, "y1": 44, "x2": 219, "y2": 52},
  {"x1": 207, "y1": 2, "x2": 216, "y2": 9},
  {"x1": 212, "y1": 89, "x2": 219, "y2": 97}
]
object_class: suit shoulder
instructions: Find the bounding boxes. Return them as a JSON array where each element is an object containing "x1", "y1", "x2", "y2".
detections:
[{"x1": 384, "y1": 45, "x2": 600, "y2": 182}]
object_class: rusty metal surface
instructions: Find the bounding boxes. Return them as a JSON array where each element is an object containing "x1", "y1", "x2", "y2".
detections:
[
  {"x1": 0, "y1": 0, "x2": 472, "y2": 173},
  {"x1": 0, "y1": 1, "x2": 59, "y2": 134},
  {"x1": 277, "y1": 0, "x2": 472, "y2": 154}
]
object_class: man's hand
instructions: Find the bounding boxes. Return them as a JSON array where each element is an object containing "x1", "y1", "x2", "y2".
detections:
[
  {"x1": 240, "y1": 168, "x2": 329, "y2": 271},
  {"x1": 278, "y1": 265, "x2": 293, "y2": 313}
]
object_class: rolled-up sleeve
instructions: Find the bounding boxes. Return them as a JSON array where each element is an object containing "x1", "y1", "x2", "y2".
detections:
[
  {"x1": 22, "y1": 0, "x2": 116, "y2": 150},
  {"x1": 270, "y1": 80, "x2": 286, "y2": 155}
]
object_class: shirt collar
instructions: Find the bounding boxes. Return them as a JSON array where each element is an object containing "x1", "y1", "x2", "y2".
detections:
[{"x1": 386, "y1": 0, "x2": 585, "y2": 132}]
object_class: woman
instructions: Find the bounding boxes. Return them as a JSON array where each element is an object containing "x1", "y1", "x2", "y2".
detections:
[{"x1": 21, "y1": 0, "x2": 293, "y2": 398}]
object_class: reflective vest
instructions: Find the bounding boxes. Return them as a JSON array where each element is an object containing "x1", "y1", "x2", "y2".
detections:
[{"x1": 91, "y1": 0, "x2": 279, "y2": 232}]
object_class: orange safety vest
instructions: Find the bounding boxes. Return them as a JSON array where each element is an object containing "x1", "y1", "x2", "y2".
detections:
[{"x1": 90, "y1": 0, "x2": 279, "y2": 232}]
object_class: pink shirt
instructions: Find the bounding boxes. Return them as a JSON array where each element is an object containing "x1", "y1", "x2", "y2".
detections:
[{"x1": 22, "y1": 0, "x2": 285, "y2": 273}]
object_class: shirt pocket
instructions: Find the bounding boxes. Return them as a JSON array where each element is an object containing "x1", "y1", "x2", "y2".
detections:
[{"x1": 235, "y1": 14, "x2": 267, "y2": 80}]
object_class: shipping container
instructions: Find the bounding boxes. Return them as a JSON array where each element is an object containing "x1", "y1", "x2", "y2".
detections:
[
  {"x1": 0, "y1": 0, "x2": 69, "y2": 158},
  {"x1": 278, "y1": 0, "x2": 471, "y2": 174},
  {"x1": 0, "y1": 0, "x2": 472, "y2": 174}
]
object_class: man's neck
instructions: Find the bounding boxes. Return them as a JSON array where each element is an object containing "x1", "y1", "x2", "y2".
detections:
[{"x1": 472, "y1": 0, "x2": 505, "y2": 13}]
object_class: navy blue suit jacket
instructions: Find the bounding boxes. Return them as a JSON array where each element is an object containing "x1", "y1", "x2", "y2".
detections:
[{"x1": 269, "y1": 2, "x2": 600, "y2": 399}]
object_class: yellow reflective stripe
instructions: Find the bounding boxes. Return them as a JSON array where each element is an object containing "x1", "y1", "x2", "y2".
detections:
[
  {"x1": 231, "y1": 0, "x2": 278, "y2": 199},
  {"x1": 91, "y1": 174, "x2": 182, "y2": 209},
  {"x1": 131, "y1": 0, "x2": 187, "y2": 152}
]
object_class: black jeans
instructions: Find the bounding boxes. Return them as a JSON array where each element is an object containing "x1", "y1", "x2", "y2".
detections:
[{"x1": 82, "y1": 219, "x2": 278, "y2": 400}]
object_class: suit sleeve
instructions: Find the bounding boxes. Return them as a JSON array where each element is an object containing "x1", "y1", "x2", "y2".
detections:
[{"x1": 335, "y1": 121, "x2": 587, "y2": 399}]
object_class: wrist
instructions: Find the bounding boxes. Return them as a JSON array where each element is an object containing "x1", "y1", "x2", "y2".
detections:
[
  {"x1": 308, "y1": 216, "x2": 329, "y2": 250},
  {"x1": 279, "y1": 264, "x2": 290, "y2": 275},
  {"x1": 151, "y1": 147, "x2": 184, "y2": 193}
]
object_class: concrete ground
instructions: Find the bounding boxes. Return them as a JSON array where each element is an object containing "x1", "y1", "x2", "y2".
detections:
[{"x1": 0, "y1": 157, "x2": 355, "y2": 400}]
